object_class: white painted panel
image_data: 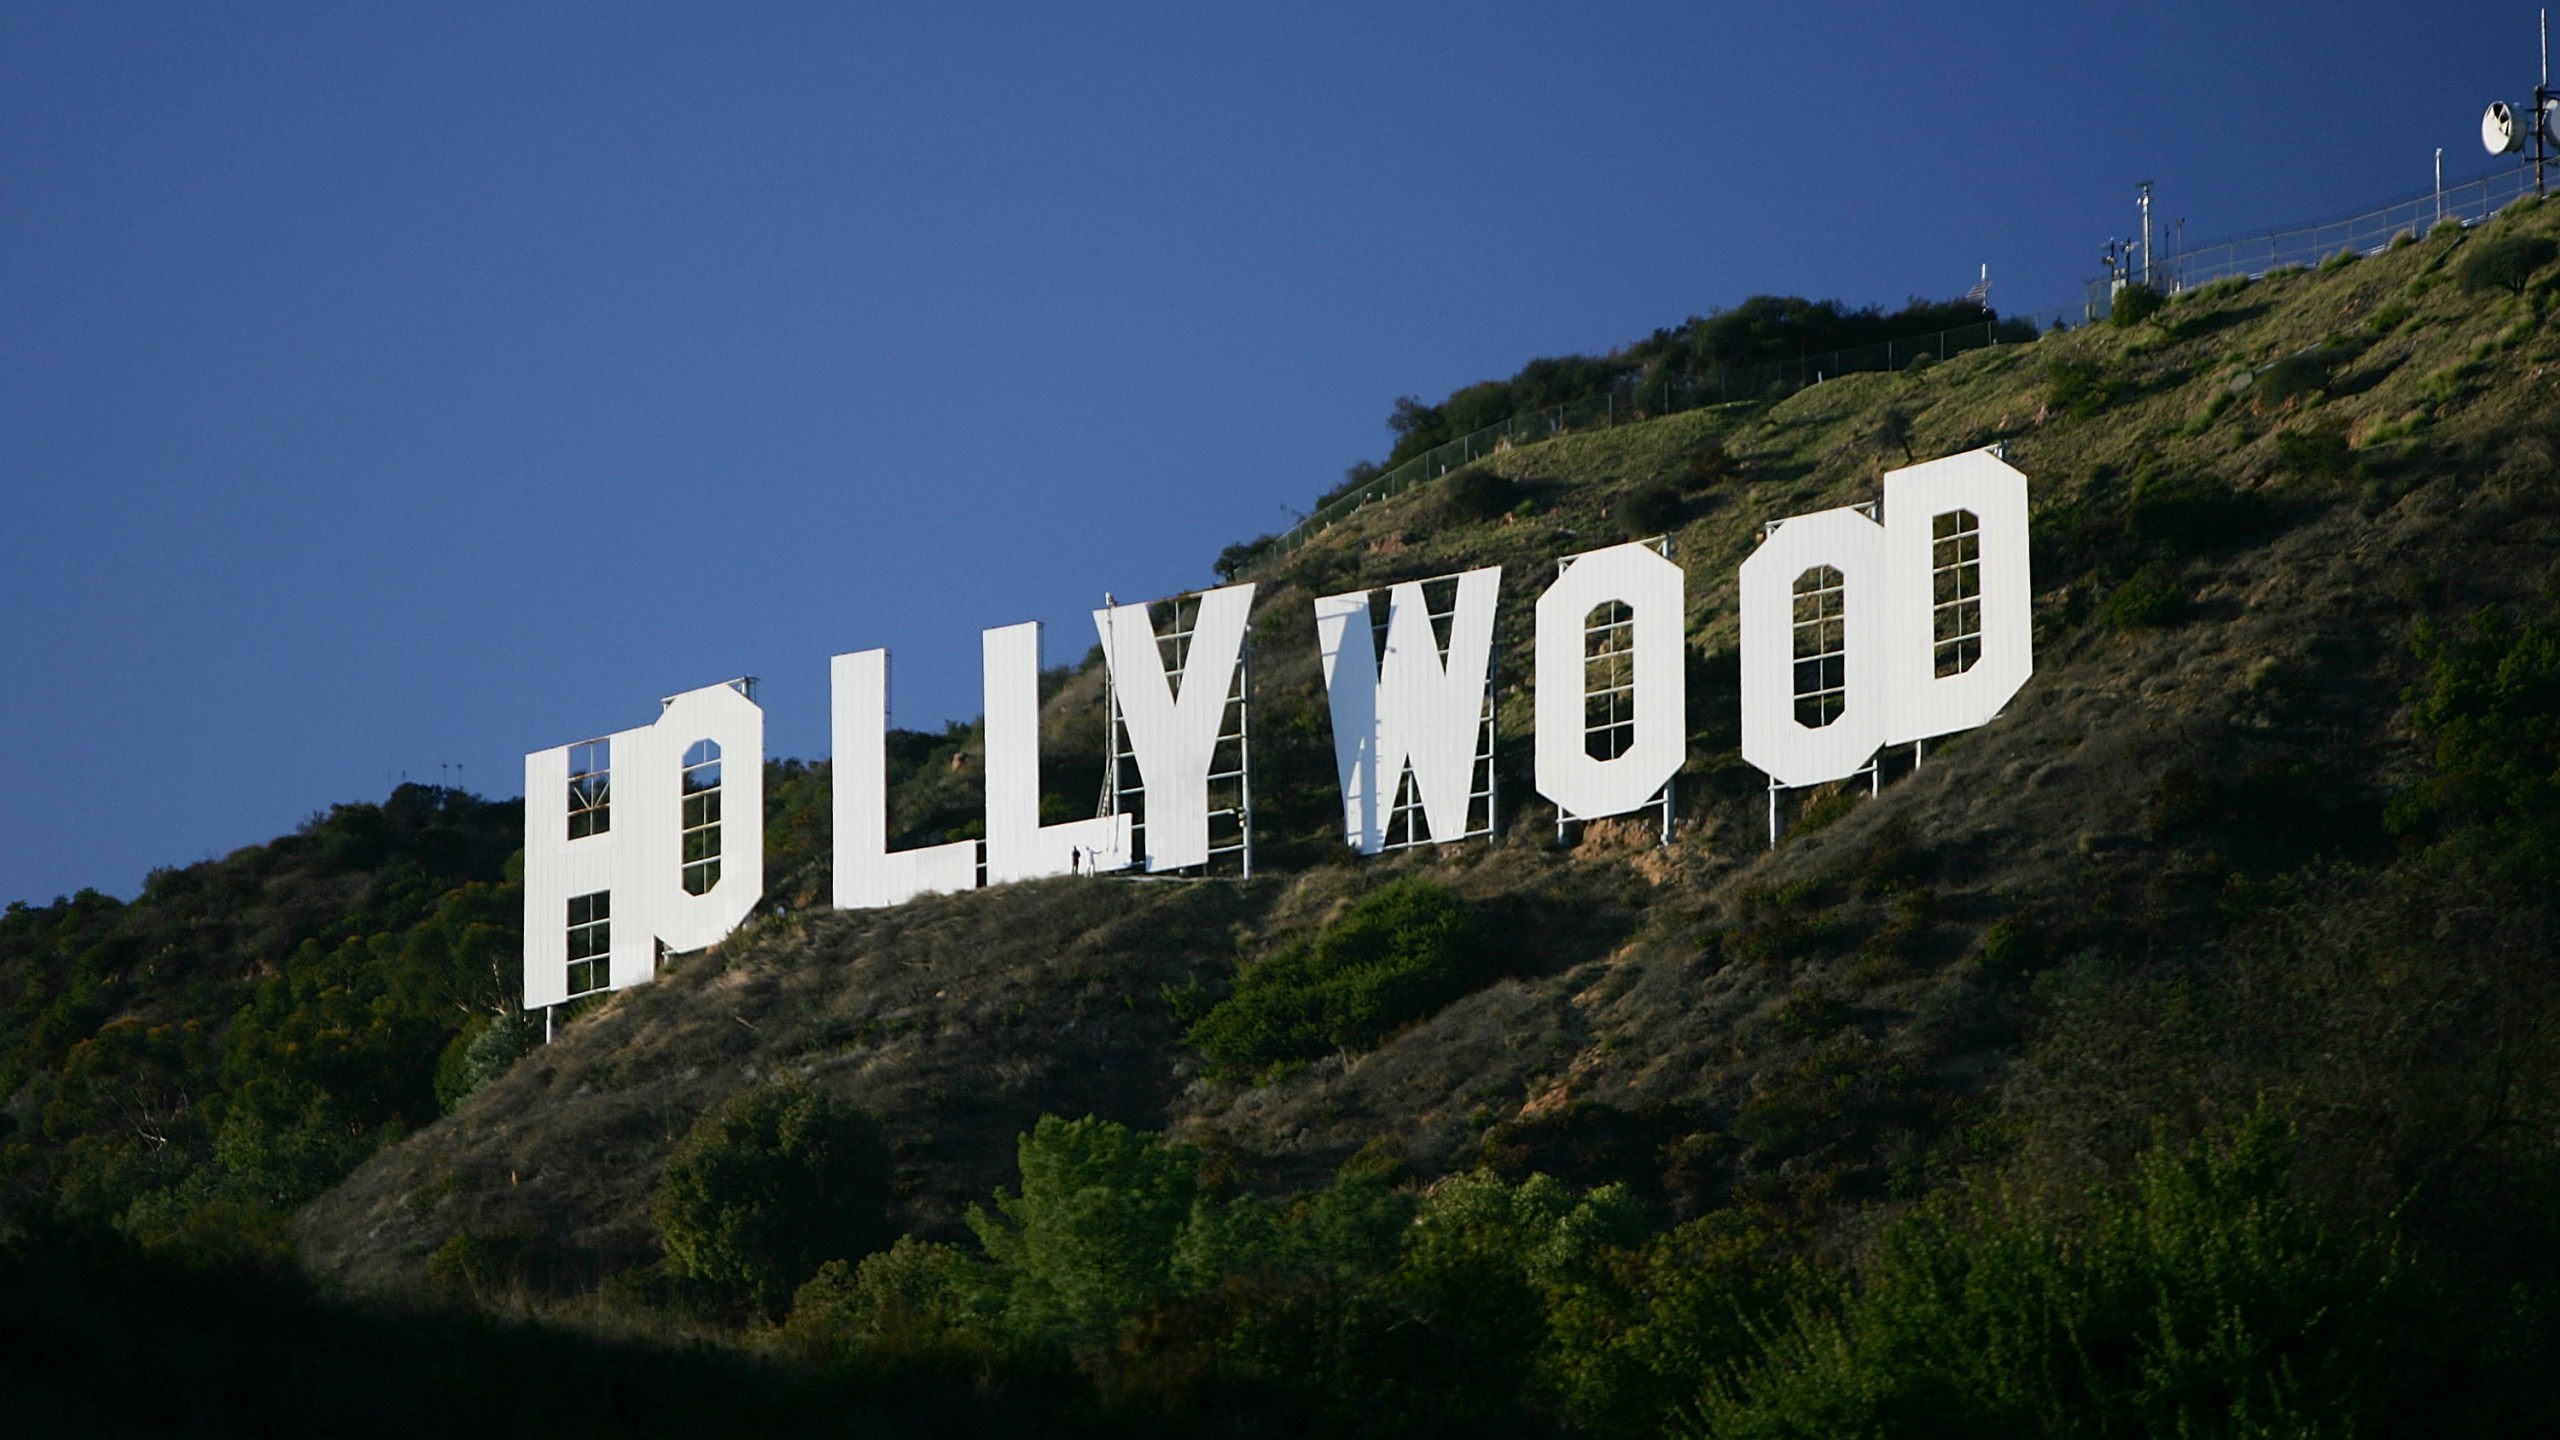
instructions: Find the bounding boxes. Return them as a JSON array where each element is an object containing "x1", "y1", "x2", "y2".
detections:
[
  {"x1": 1739, "y1": 507, "x2": 1887, "y2": 788},
  {"x1": 1534, "y1": 543, "x2": 1685, "y2": 820},
  {"x1": 522, "y1": 733, "x2": 645, "y2": 1010},
  {"x1": 648, "y1": 682, "x2": 764, "y2": 959},
  {"x1": 521, "y1": 744, "x2": 596, "y2": 1011},
  {"x1": 1314, "y1": 567, "x2": 1501, "y2": 853},
  {"x1": 1312, "y1": 591, "x2": 1381, "y2": 848},
  {"x1": 982, "y1": 621, "x2": 1130, "y2": 885},
  {"x1": 832, "y1": 649, "x2": 979, "y2": 909},
  {"x1": 1093, "y1": 584, "x2": 1254, "y2": 871},
  {"x1": 1881, "y1": 449, "x2": 2034, "y2": 745},
  {"x1": 521, "y1": 681, "x2": 766, "y2": 1011}
]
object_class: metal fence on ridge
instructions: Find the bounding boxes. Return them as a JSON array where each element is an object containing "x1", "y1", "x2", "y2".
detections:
[{"x1": 2091, "y1": 161, "x2": 2544, "y2": 316}]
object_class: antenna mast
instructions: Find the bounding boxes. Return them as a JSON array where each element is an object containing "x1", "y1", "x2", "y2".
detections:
[
  {"x1": 2137, "y1": 181, "x2": 2154, "y2": 287},
  {"x1": 2480, "y1": 11, "x2": 2554, "y2": 198}
]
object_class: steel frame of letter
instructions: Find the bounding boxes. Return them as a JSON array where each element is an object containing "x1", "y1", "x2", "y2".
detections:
[
  {"x1": 1095, "y1": 584, "x2": 1255, "y2": 873},
  {"x1": 1740, "y1": 448, "x2": 2032, "y2": 803},
  {"x1": 1314, "y1": 566, "x2": 1502, "y2": 854},
  {"x1": 522, "y1": 680, "x2": 765, "y2": 1010}
]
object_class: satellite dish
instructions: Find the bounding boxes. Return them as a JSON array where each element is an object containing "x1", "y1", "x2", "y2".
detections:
[
  {"x1": 2545, "y1": 98, "x2": 2560, "y2": 146},
  {"x1": 2485, "y1": 100, "x2": 2525, "y2": 155}
]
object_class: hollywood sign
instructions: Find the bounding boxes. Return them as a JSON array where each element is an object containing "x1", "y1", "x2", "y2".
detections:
[{"x1": 522, "y1": 449, "x2": 2030, "y2": 1011}]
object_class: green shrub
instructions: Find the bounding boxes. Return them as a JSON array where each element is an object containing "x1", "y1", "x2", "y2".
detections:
[
  {"x1": 2098, "y1": 562, "x2": 2190, "y2": 629},
  {"x1": 1869, "y1": 405, "x2": 1915, "y2": 463},
  {"x1": 1620, "y1": 481, "x2": 1683, "y2": 537},
  {"x1": 1792, "y1": 784, "x2": 1860, "y2": 836},
  {"x1": 1185, "y1": 879, "x2": 1479, "y2": 1078},
  {"x1": 1681, "y1": 436, "x2": 1738, "y2": 489},
  {"x1": 1727, "y1": 878, "x2": 1845, "y2": 964},
  {"x1": 1442, "y1": 464, "x2": 1518, "y2": 522},
  {"x1": 2252, "y1": 352, "x2": 2332, "y2": 409},
  {"x1": 2273, "y1": 425, "x2": 2357, "y2": 482},
  {"x1": 2045, "y1": 359, "x2": 2116, "y2": 418},
  {"x1": 2455, "y1": 233, "x2": 2559, "y2": 297},
  {"x1": 433, "y1": 1010, "x2": 532, "y2": 1112},
  {"x1": 1975, "y1": 914, "x2": 2041, "y2": 982},
  {"x1": 2126, "y1": 467, "x2": 2270, "y2": 554},
  {"x1": 2109, "y1": 284, "x2": 2165, "y2": 327},
  {"x1": 426, "y1": 1227, "x2": 530, "y2": 1301},
  {"x1": 652, "y1": 1081, "x2": 896, "y2": 1317},
  {"x1": 2320, "y1": 245, "x2": 2361, "y2": 273}
]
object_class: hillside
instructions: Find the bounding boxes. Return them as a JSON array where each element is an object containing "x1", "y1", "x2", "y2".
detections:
[
  {"x1": 311, "y1": 203, "x2": 2558, "y2": 1259},
  {"x1": 14, "y1": 201, "x2": 2560, "y2": 1435}
]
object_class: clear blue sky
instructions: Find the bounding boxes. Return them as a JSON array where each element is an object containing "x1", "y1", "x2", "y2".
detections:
[{"x1": 1, "y1": 2, "x2": 2541, "y2": 904}]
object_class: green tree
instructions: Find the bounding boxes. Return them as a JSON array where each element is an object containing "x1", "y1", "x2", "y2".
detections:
[
  {"x1": 2388, "y1": 604, "x2": 2560, "y2": 880},
  {"x1": 774, "y1": 1236, "x2": 997, "y2": 1370},
  {"x1": 652, "y1": 1081, "x2": 896, "y2": 1317},
  {"x1": 1543, "y1": 1212, "x2": 1803, "y2": 1439},
  {"x1": 966, "y1": 1114, "x2": 1199, "y2": 1348},
  {"x1": 1213, "y1": 533, "x2": 1277, "y2": 582},
  {"x1": 1702, "y1": 1115, "x2": 2402, "y2": 1439}
]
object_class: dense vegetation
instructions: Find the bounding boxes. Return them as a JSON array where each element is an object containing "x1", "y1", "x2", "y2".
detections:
[
  {"x1": 649, "y1": 1081, "x2": 898, "y2": 1317},
  {"x1": 1332, "y1": 294, "x2": 2032, "y2": 499},
  {"x1": 0, "y1": 725, "x2": 996, "y2": 1261},
  {"x1": 1178, "y1": 877, "x2": 1480, "y2": 1080},
  {"x1": 1223, "y1": 294, "x2": 2037, "y2": 586},
  {"x1": 12, "y1": 198, "x2": 2560, "y2": 1434},
  {"x1": 749, "y1": 1106, "x2": 2480, "y2": 1437},
  {"x1": 0, "y1": 786, "x2": 522, "y2": 1263}
]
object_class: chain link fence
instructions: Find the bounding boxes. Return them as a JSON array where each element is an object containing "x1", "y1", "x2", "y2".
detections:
[{"x1": 2092, "y1": 161, "x2": 2544, "y2": 318}]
